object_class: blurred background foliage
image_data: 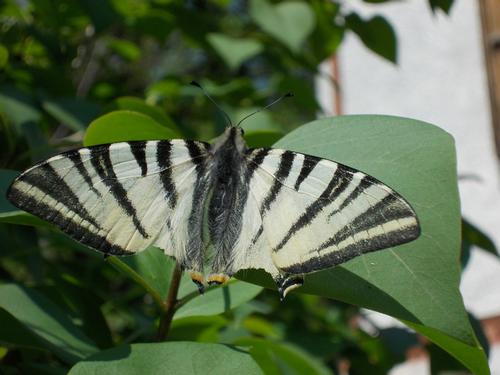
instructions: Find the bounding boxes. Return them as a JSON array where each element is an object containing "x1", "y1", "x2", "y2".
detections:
[{"x1": 2, "y1": 0, "x2": 490, "y2": 374}]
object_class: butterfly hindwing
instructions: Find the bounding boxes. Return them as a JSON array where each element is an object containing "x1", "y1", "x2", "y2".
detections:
[
  {"x1": 7, "y1": 140, "x2": 211, "y2": 257},
  {"x1": 241, "y1": 148, "x2": 420, "y2": 275}
]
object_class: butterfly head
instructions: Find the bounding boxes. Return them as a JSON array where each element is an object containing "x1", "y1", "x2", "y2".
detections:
[{"x1": 212, "y1": 126, "x2": 247, "y2": 154}]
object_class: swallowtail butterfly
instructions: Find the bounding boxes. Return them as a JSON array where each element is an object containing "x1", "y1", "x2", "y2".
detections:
[{"x1": 7, "y1": 119, "x2": 420, "y2": 299}]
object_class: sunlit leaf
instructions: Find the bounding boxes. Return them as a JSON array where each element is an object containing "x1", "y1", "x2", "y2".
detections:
[{"x1": 83, "y1": 110, "x2": 179, "y2": 146}]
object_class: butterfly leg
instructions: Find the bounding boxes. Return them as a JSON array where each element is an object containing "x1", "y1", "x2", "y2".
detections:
[
  {"x1": 183, "y1": 247, "x2": 206, "y2": 294},
  {"x1": 188, "y1": 269, "x2": 205, "y2": 294},
  {"x1": 275, "y1": 274, "x2": 304, "y2": 301}
]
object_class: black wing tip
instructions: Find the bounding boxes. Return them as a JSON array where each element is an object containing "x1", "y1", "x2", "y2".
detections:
[
  {"x1": 5, "y1": 180, "x2": 25, "y2": 211},
  {"x1": 276, "y1": 274, "x2": 304, "y2": 300}
]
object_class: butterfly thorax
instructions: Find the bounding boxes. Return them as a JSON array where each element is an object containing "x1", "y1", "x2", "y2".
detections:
[{"x1": 206, "y1": 127, "x2": 248, "y2": 279}]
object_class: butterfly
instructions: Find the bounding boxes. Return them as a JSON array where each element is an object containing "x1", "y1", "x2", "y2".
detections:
[{"x1": 6, "y1": 123, "x2": 420, "y2": 299}]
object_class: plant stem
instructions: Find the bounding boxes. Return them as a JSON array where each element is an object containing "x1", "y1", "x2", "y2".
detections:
[
  {"x1": 108, "y1": 256, "x2": 165, "y2": 311},
  {"x1": 156, "y1": 261, "x2": 182, "y2": 341}
]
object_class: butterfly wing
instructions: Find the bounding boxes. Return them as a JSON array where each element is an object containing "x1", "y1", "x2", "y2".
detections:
[
  {"x1": 239, "y1": 148, "x2": 420, "y2": 276},
  {"x1": 7, "y1": 140, "x2": 211, "y2": 257}
]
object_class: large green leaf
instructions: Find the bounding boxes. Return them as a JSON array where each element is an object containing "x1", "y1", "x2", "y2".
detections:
[
  {"x1": 250, "y1": 0, "x2": 315, "y2": 53},
  {"x1": 68, "y1": 342, "x2": 262, "y2": 375},
  {"x1": 0, "y1": 284, "x2": 98, "y2": 364},
  {"x1": 84, "y1": 110, "x2": 179, "y2": 146},
  {"x1": 238, "y1": 115, "x2": 488, "y2": 374}
]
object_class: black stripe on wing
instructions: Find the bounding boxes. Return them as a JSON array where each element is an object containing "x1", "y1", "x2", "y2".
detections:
[
  {"x1": 129, "y1": 141, "x2": 148, "y2": 177},
  {"x1": 157, "y1": 140, "x2": 178, "y2": 209},
  {"x1": 14, "y1": 162, "x2": 101, "y2": 229},
  {"x1": 66, "y1": 150, "x2": 101, "y2": 197},
  {"x1": 272, "y1": 167, "x2": 352, "y2": 253},
  {"x1": 318, "y1": 194, "x2": 417, "y2": 253},
  {"x1": 90, "y1": 145, "x2": 149, "y2": 238},
  {"x1": 7, "y1": 187, "x2": 128, "y2": 255},
  {"x1": 243, "y1": 148, "x2": 271, "y2": 246},
  {"x1": 282, "y1": 225, "x2": 419, "y2": 274},
  {"x1": 260, "y1": 150, "x2": 295, "y2": 214},
  {"x1": 245, "y1": 148, "x2": 270, "y2": 182},
  {"x1": 294, "y1": 154, "x2": 319, "y2": 190}
]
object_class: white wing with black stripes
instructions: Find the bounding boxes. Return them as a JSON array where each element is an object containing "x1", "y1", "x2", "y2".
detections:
[
  {"x1": 235, "y1": 148, "x2": 420, "y2": 279},
  {"x1": 7, "y1": 140, "x2": 210, "y2": 258}
]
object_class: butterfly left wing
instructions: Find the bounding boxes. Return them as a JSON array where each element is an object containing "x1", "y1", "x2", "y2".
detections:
[
  {"x1": 233, "y1": 148, "x2": 420, "y2": 297},
  {"x1": 7, "y1": 140, "x2": 211, "y2": 260}
]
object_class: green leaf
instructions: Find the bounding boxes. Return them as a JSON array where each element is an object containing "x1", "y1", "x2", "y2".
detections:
[
  {"x1": 0, "y1": 284, "x2": 98, "y2": 364},
  {"x1": 68, "y1": 342, "x2": 262, "y2": 375},
  {"x1": 235, "y1": 338, "x2": 330, "y2": 375},
  {"x1": 37, "y1": 279, "x2": 113, "y2": 349},
  {"x1": 78, "y1": 0, "x2": 119, "y2": 33},
  {"x1": 0, "y1": 308, "x2": 45, "y2": 350},
  {"x1": 114, "y1": 247, "x2": 175, "y2": 301},
  {"x1": 250, "y1": 0, "x2": 315, "y2": 53},
  {"x1": 346, "y1": 13, "x2": 397, "y2": 63},
  {"x1": 237, "y1": 109, "x2": 284, "y2": 147},
  {"x1": 0, "y1": 169, "x2": 18, "y2": 213},
  {"x1": 42, "y1": 98, "x2": 101, "y2": 132},
  {"x1": 83, "y1": 110, "x2": 179, "y2": 146},
  {"x1": 0, "y1": 86, "x2": 41, "y2": 127},
  {"x1": 429, "y1": 0, "x2": 454, "y2": 13},
  {"x1": 106, "y1": 97, "x2": 180, "y2": 133},
  {"x1": 238, "y1": 115, "x2": 488, "y2": 374},
  {"x1": 133, "y1": 10, "x2": 174, "y2": 40},
  {"x1": 0, "y1": 44, "x2": 8, "y2": 69},
  {"x1": 462, "y1": 218, "x2": 497, "y2": 256},
  {"x1": 107, "y1": 38, "x2": 142, "y2": 62},
  {"x1": 175, "y1": 282, "x2": 263, "y2": 320},
  {"x1": 207, "y1": 34, "x2": 263, "y2": 70},
  {"x1": 243, "y1": 130, "x2": 284, "y2": 148},
  {"x1": 169, "y1": 315, "x2": 228, "y2": 342}
]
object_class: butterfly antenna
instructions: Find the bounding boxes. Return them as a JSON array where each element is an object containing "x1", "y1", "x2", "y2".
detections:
[
  {"x1": 236, "y1": 92, "x2": 293, "y2": 128},
  {"x1": 190, "y1": 81, "x2": 233, "y2": 127}
]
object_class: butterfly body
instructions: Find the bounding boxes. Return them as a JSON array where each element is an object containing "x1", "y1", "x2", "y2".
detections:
[{"x1": 7, "y1": 125, "x2": 420, "y2": 299}]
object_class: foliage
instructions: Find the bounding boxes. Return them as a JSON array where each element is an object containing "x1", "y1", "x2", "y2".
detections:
[{"x1": 0, "y1": 0, "x2": 491, "y2": 374}]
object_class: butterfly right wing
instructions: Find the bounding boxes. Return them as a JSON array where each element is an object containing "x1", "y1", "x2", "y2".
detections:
[
  {"x1": 228, "y1": 147, "x2": 419, "y2": 298},
  {"x1": 7, "y1": 140, "x2": 211, "y2": 263}
]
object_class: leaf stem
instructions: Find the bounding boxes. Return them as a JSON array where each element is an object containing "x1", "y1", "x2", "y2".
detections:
[{"x1": 156, "y1": 261, "x2": 183, "y2": 341}]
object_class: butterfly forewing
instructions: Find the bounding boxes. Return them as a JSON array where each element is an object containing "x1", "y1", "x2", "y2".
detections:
[
  {"x1": 243, "y1": 148, "x2": 420, "y2": 274},
  {"x1": 7, "y1": 140, "x2": 210, "y2": 256}
]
